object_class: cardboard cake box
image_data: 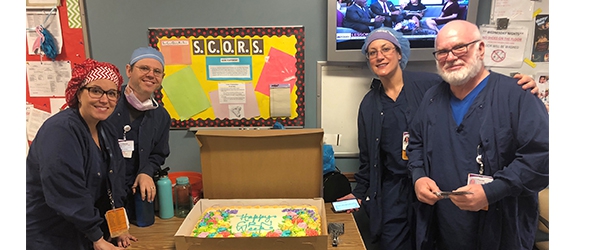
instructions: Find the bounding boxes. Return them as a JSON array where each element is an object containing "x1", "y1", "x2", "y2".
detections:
[
  {"x1": 174, "y1": 198, "x2": 328, "y2": 250},
  {"x1": 174, "y1": 128, "x2": 328, "y2": 250}
]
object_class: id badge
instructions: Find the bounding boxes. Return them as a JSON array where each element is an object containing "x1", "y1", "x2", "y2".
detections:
[
  {"x1": 401, "y1": 132, "x2": 409, "y2": 160},
  {"x1": 105, "y1": 207, "x2": 130, "y2": 238},
  {"x1": 467, "y1": 173, "x2": 493, "y2": 211},
  {"x1": 467, "y1": 173, "x2": 493, "y2": 185},
  {"x1": 118, "y1": 140, "x2": 134, "y2": 158}
]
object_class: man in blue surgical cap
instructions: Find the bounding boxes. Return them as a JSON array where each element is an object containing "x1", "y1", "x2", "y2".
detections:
[{"x1": 107, "y1": 47, "x2": 171, "y2": 225}]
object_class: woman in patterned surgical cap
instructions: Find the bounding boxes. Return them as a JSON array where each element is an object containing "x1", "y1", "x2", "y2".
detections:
[{"x1": 26, "y1": 59, "x2": 138, "y2": 250}]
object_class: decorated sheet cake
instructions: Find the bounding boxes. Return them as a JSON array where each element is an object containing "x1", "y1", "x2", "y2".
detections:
[{"x1": 192, "y1": 205, "x2": 321, "y2": 238}]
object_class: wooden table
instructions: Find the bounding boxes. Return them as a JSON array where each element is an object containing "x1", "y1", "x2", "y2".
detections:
[{"x1": 127, "y1": 203, "x2": 365, "y2": 250}]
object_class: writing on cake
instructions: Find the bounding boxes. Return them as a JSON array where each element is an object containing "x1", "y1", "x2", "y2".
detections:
[{"x1": 192, "y1": 206, "x2": 321, "y2": 237}]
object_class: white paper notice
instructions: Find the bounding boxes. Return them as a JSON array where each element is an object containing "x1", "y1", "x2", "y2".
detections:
[
  {"x1": 26, "y1": 103, "x2": 34, "y2": 123},
  {"x1": 492, "y1": 0, "x2": 534, "y2": 21},
  {"x1": 218, "y1": 83, "x2": 247, "y2": 104},
  {"x1": 26, "y1": 61, "x2": 72, "y2": 97},
  {"x1": 208, "y1": 64, "x2": 251, "y2": 79},
  {"x1": 26, "y1": 0, "x2": 60, "y2": 7},
  {"x1": 228, "y1": 104, "x2": 245, "y2": 119},
  {"x1": 26, "y1": 104, "x2": 34, "y2": 156},
  {"x1": 270, "y1": 84, "x2": 291, "y2": 117},
  {"x1": 27, "y1": 107, "x2": 52, "y2": 141},
  {"x1": 481, "y1": 26, "x2": 528, "y2": 68},
  {"x1": 50, "y1": 98, "x2": 67, "y2": 114},
  {"x1": 26, "y1": 9, "x2": 63, "y2": 55}
]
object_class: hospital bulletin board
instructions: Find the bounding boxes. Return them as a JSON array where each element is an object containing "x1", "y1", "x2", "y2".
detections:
[
  {"x1": 26, "y1": 0, "x2": 88, "y2": 145},
  {"x1": 148, "y1": 26, "x2": 305, "y2": 129},
  {"x1": 26, "y1": 0, "x2": 87, "y2": 112}
]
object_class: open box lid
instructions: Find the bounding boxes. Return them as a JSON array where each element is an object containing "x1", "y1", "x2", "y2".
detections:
[{"x1": 195, "y1": 128, "x2": 324, "y2": 199}]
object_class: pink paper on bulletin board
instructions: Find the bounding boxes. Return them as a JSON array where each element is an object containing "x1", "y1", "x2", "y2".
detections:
[
  {"x1": 160, "y1": 39, "x2": 192, "y2": 65},
  {"x1": 208, "y1": 83, "x2": 261, "y2": 119},
  {"x1": 255, "y1": 47, "x2": 297, "y2": 96}
]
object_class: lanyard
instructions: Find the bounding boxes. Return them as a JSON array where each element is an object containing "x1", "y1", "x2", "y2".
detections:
[
  {"x1": 99, "y1": 126, "x2": 116, "y2": 210},
  {"x1": 476, "y1": 144, "x2": 484, "y2": 175}
]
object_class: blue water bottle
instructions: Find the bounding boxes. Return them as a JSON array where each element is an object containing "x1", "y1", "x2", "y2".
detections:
[
  {"x1": 133, "y1": 186, "x2": 155, "y2": 227},
  {"x1": 156, "y1": 167, "x2": 174, "y2": 219}
]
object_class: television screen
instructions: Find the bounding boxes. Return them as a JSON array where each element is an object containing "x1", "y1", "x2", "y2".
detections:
[{"x1": 328, "y1": 0, "x2": 479, "y2": 62}]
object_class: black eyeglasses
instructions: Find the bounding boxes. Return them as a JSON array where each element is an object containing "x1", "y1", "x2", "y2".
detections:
[
  {"x1": 134, "y1": 65, "x2": 165, "y2": 77},
  {"x1": 81, "y1": 86, "x2": 120, "y2": 100},
  {"x1": 432, "y1": 39, "x2": 481, "y2": 61},
  {"x1": 366, "y1": 46, "x2": 397, "y2": 59}
]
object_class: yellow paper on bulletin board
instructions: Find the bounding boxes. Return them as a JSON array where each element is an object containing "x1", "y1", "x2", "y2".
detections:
[{"x1": 149, "y1": 26, "x2": 305, "y2": 129}]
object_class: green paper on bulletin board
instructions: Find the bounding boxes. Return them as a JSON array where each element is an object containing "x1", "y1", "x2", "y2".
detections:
[{"x1": 161, "y1": 66, "x2": 211, "y2": 120}]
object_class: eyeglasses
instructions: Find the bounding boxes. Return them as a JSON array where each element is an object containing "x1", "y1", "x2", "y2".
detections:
[
  {"x1": 432, "y1": 40, "x2": 481, "y2": 61},
  {"x1": 366, "y1": 46, "x2": 396, "y2": 59},
  {"x1": 134, "y1": 65, "x2": 165, "y2": 77},
  {"x1": 81, "y1": 86, "x2": 120, "y2": 100}
]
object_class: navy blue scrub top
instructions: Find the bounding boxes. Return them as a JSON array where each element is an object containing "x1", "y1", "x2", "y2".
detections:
[{"x1": 380, "y1": 90, "x2": 409, "y2": 177}]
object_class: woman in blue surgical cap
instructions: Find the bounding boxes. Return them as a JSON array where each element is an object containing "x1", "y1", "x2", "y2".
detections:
[{"x1": 334, "y1": 27, "x2": 538, "y2": 250}]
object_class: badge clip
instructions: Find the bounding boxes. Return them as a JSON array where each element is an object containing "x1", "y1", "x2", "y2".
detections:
[{"x1": 123, "y1": 125, "x2": 131, "y2": 141}]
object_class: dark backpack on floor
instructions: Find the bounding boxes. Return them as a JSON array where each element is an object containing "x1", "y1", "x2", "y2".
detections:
[{"x1": 323, "y1": 167, "x2": 352, "y2": 202}]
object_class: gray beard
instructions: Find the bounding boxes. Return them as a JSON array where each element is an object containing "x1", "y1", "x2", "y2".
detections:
[{"x1": 436, "y1": 53, "x2": 483, "y2": 86}]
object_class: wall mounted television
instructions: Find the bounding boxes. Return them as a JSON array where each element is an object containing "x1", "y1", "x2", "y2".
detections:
[{"x1": 327, "y1": 0, "x2": 480, "y2": 63}]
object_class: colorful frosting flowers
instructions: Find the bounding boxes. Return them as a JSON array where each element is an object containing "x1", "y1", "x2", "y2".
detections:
[{"x1": 192, "y1": 206, "x2": 321, "y2": 238}]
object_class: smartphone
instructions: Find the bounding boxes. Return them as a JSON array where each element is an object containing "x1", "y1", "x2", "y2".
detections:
[
  {"x1": 331, "y1": 199, "x2": 360, "y2": 213},
  {"x1": 435, "y1": 191, "x2": 473, "y2": 197}
]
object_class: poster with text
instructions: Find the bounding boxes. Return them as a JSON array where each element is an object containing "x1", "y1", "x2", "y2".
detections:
[
  {"x1": 531, "y1": 14, "x2": 549, "y2": 62},
  {"x1": 480, "y1": 25, "x2": 528, "y2": 68},
  {"x1": 148, "y1": 26, "x2": 305, "y2": 129}
]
